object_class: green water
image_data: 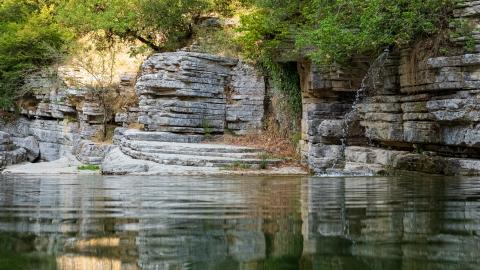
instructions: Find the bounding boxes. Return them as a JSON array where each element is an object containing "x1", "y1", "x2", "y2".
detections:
[{"x1": 0, "y1": 175, "x2": 478, "y2": 270}]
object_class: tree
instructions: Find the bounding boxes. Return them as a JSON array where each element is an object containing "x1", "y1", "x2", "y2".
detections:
[
  {"x1": 297, "y1": 0, "x2": 454, "y2": 64},
  {"x1": 238, "y1": 0, "x2": 454, "y2": 64},
  {"x1": 57, "y1": 0, "x2": 211, "y2": 52},
  {"x1": 0, "y1": 0, "x2": 72, "y2": 109}
]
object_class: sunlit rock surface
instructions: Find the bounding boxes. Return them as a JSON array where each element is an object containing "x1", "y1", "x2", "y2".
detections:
[
  {"x1": 136, "y1": 52, "x2": 265, "y2": 135},
  {"x1": 0, "y1": 49, "x2": 277, "y2": 174}
]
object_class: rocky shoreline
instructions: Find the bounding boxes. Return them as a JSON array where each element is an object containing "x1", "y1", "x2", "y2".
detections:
[
  {"x1": 0, "y1": 51, "x2": 307, "y2": 176},
  {"x1": 3, "y1": 2, "x2": 480, "y2": 177}
]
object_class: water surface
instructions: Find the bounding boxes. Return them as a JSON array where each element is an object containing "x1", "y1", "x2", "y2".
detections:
[{"x1": 0, "y1": 174, "x2": 479, "y2": 270}]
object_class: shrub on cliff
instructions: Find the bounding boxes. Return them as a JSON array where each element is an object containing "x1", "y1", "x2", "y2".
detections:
[
  {"x1": 0, "y1": 0, "x2": 72, "y2": 109},
  {"x1": 298, "y1": 0, "x2": 454, "y2": 64},
  {"x1": 238, "y1": 0, "x2": 454, "y2": 64}
]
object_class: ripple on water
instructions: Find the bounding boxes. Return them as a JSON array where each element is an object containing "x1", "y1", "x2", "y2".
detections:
[{"x1": 0, "y1": 174, "x2": 479, "y2": 270}]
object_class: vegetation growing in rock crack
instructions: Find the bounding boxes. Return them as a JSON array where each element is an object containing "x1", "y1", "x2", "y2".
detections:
[{"x1": 222, "y1": 161, "x2": 251, "y2": 171}]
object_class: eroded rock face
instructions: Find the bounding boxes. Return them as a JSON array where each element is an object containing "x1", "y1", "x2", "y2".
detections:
[
  {"x1": 73, "y1": 140, "x2": 115, "y2": 165},
  {"x1": 300, "y1": 1, "x2": 480, "y2": 176},
  {"x1": 0, "y1": 131, "x2": 27, "y2": 168},
  {"x1": 1, "y1": 50, "x2": 268, "y2": 170},
  {"x1": 136, "y1": 52, "x2": 265, "y2": 135},
  {"x1": 0, "y1": 118, "x2": 80, "y2": 162},
  {"x1": 12, "y1": 136, "x2": 39, "y2": 162}
]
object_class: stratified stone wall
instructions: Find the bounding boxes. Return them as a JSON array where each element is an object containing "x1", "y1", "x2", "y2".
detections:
[
  {"x1": 136, "y1": 52, "x2": 265, "y2": 135},
  {"x1": 298, "y1": 59, "x2": 370, "y2": 173},
  {"x1": 227, "y1": 62, "x2": 265, "y2": 134},
  {"x1": 1, "y1": 50, "x2": 268, "y2": 167},
  {"x1": 0, "y1": 131, "x2": 27, "y2": 168},
  {"x1": 1, "y1": 61, "x2": 139, "y2": 163},
  {"x1": 301, "y1": 1, "x2": 480, "y2": 175}
]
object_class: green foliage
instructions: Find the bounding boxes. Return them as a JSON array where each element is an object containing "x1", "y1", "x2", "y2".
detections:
[
  {"x1": 202, "y1": 118, "x2": 213, "y2": 139},
  {"x1": 57, "y1": 0, "x2": 212, "y2": 51},
  {"x1": 222, "y1": 161, "x2": 251, "y2": 170},
  {"x1": 78, "y1": 164, "x2": 100, "y2": 171},
  {"x1": 238, "y1": 0, "x2": 454, "y2": 64},
  {"x1": 455, "y1": 18, "x2": 479, "y2": 53},
  {"x1": 195, "y1": 27, "x2": 243, "y2": 58},
  {"x1": 258, "y1": 152, "x2": 272, "y2": 170},
  {"x1": 291, "y1": 132, "x2": 302, "y2": 147},
  {"x1": 259, "y1": 159, "x2": 268, "y2": 170},
  {"x1": 0, "y1": 0, "x2": 72, "y2": 109},
  {"x1": 300, "y1": 0, "x2": 454, "y2": 64},
  {"x1": 236, "y1": 2, "x2": 303, "y2": 131},
  {"x1": 263, "y1": 60, "x2": 302, "y2": 122},
  {"x1": 237, "y1": 0, "x2": 302, "y2": 60},
  {"x1": 211, "y1": 0, "x2": 243, "y2": 17}
]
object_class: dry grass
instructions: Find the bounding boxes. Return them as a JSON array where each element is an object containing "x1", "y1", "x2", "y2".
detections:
[
  {"x1": 91, "y1": 124, "x2": 116, "y2": 145},
  {"x1": 113, "y1": 90, "x2": 138, "y2": 114},
  {"x1": 215, "y1": 131, "x2": 301, "y2": 166},
  {"x1": 0, "y1": 111, "x2": 17, "y2": 123},
  {"x1": 128, "y1": 122, "x2": 144, "y2": 130}
]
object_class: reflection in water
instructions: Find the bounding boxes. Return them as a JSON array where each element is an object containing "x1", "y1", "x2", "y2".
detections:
[{"x1": 0, "y1": 175, "x2": 479, "y2": 269}]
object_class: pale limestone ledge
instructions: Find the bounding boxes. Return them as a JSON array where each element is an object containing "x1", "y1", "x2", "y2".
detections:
[{"x1": 1, "y1": 148, "x2": 307, "y2": 176}]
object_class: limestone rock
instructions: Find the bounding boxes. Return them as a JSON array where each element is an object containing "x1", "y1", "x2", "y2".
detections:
[
  {"x1": 123, "y1": 129, "x2": 204, "y2": 143},
  {"x1": 29, "y1": 120, "x2": 80, "y2": 161},
  {"x1": 226, "y1": 61, "x2": 265, "y2": 134},
  {"x1": 12, "y1": 136, "x2": 39, "y2": 162},
  {"x1": 300, "y1": 41, "x2": 480, "y2": 176},
  {"x1": 317, "y1": 120, "x2": 344, "y2": 138},
  {"x1": 342, "y1": 146, "x2": 480, "y2": 176},
  {"x1": 102, "y1": 147, "x2": 150, "y2": 175},
  {"x1": 0, "y1": 131, "x2": 28, "y2": 167},
  {"x1": 136, "y1": 52, "x2": 265, "y2": 135},
  {"x1": 73, "y1": 140, "x2": 115, "y2": 165},
  {"x1": 115, "y1": 107, "x2": 140, "y2": 127}
]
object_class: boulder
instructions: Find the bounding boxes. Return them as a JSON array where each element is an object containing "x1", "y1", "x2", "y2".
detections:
[
  {"x1": 12, "y1": 136, "x2": 39, "y2": 162},
  {"x1": 73, "y1": 140, "x2": 115, "y2": 165},
  {"x1": 101, "y1": 147, "x2": 150, "y2": 175}
]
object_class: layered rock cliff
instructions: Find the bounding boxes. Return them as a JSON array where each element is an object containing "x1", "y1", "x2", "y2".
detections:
[
  {"x1": 0, "y1": 51, "x2": 288, "y2": 175},
  {"x1": 299, "y1": 1, "x2": 480, "y2": 176},
  {"x1": 3, "y1": 1, "x2": 480, "y2": 176},
  {"x1": 136, "y1": 52, "x2": 264, "y2": 135}
]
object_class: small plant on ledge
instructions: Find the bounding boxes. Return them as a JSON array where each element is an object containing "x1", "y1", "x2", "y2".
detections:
[
  {"x1": 202, "y1": 119, "x2": 213, "y2": 140},
  {"x1": 78, "y1": 164, "x2": 100, "y2": 171}
]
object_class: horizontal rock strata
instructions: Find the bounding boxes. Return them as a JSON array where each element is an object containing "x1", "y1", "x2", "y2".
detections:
[
  {"x1": 0, "y1": 131, "x2": 27, "y2": 168},
  {"x1": 300, "y1": 1, "x2": 480, "y2": 176},
  {"x1": 137, "y1": 52, "x2": 265, "y2": 135},
  {"x1": 0, "y1": 50, "x2": 296, "y2": 175},
  {"x1": 114, "y1": 129, "x2": 280, "y2": 169}
]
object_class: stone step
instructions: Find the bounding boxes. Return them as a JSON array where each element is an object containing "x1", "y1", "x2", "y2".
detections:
[
  {"x1": 126, "y1": 147, "x2": 262, "y2": 159},
  {"x1": 123, "y1": 129, "x2": 204, "y2": 143},
  {"x1": 131, "y1": 148, "x2": 261, "y2": 159},
  {"x1": 121, "y1": 139, "x2": 261, "y2": 154},
  {"x1": 121, "y1": 146, "x2": 280, "y2": 168}
]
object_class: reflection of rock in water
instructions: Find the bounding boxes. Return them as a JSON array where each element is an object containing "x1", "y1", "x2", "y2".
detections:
[
  {"x1": 0, "y1": 175, "x2": 304, "y2": 270},
  {"x1": 132, "y1": 177, "x2": 303, "y2": 270},
  {"x1": 135, "y1": 219, "x2": 265, "y2": 270},
  {"x1": 301, "y1": 177, "x2": 480, "y2": 270},
  {"x1": 57, "y1": 255, "x2": 123, "y2": 270},
  {"x1": 3, "y1": 175, "x2": 479, "y2": 269}
]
